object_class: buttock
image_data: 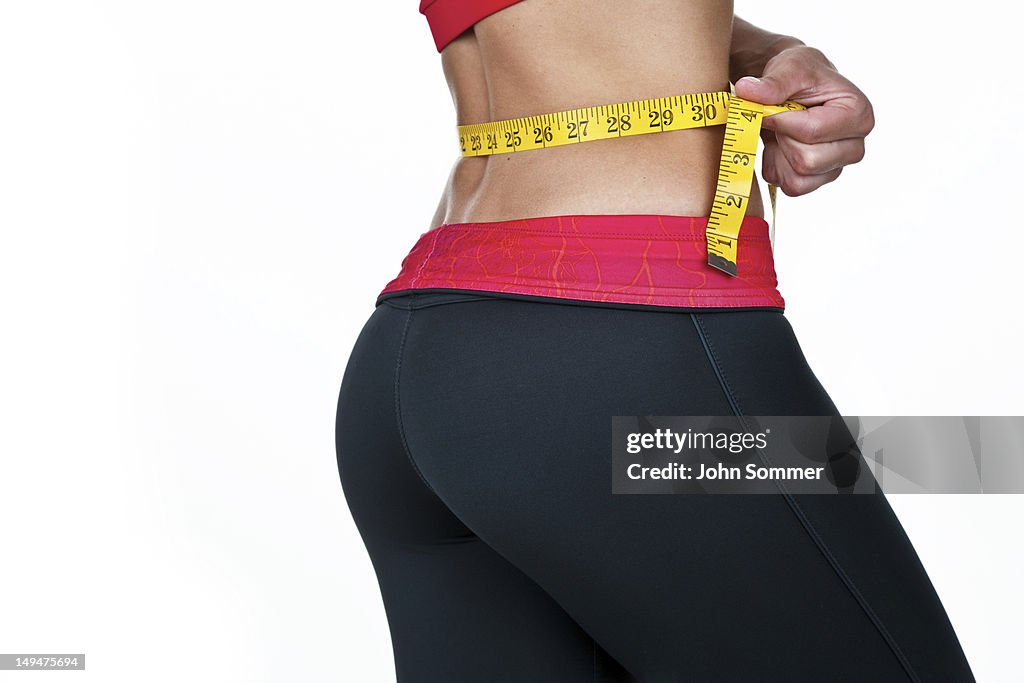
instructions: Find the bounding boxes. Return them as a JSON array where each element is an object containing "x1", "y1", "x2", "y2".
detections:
[{"x1": 336, "y1": 285, "x2": 974, "y2": 682}]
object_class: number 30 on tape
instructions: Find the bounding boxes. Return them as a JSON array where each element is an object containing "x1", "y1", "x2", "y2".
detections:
[{"x1": 456, "y1": 88, "x2": 806, "y2": 276}]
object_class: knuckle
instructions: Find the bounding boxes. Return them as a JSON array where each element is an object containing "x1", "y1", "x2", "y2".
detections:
[
  {"x1": 789, "y1": 148, "x2": 817, "y2": 175},
  {"x1": 862, "y1": 100, "x2": 876, "y2": 134},
  {"x1": 781, "y1": 177, "x2": 805, "y2": 197},
  {"x1": 786, "y1": 169, "x2": 835, "y2": 197},
  {"x1": 807, "y1": 45, "x2": 831, "y2": 64}
]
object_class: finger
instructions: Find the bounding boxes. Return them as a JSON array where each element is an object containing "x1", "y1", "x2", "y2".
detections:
[
  {"x1": 763, "y1": 97, "x2": 874, "y2": 144},
  {"x1": 761, "y1": 136, "x2": 781, "y2": 185},
  {"x1": 773, "y1": 135, "x2": 866, "y2": 176},
  {"x1": 734, "y1": 46, "x2": 841, "y2": 106},
  {"x1": 734, "y1": 71, "x2": 812, "y2": 106},
  {"x1": 761, "y1": 141, "x2": 843, "y2": 197},
  {"x1": 783, "y1": 167, "x2": 843, "y2": 197}
]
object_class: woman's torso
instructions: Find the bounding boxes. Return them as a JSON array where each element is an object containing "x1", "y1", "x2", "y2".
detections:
[{"x1": 435, "y1": 0, "x2": 766, "y2": 226}]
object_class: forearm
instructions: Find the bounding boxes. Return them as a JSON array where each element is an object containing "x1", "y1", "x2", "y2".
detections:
[{"x1": 729, "y1": 16, "x2": 806, "y2": 83}]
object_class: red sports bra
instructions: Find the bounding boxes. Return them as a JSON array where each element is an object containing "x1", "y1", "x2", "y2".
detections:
[{"x1": 420, "y1": 0, "x2": 524, "y2": 51}]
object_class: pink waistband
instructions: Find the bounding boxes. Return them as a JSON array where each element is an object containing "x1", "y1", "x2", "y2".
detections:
[{"x1": 377, "y1": 214, "x2": 785, "y2": 310}]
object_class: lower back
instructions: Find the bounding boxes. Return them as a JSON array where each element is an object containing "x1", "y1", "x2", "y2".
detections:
[{"x1": 437, "y1": 0, "x2": 766, "y2": 225}]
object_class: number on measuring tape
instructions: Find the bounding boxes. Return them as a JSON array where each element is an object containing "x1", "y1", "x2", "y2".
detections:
[{"x1": 454, "y1": 89, "x2": 805, "y2": 276}]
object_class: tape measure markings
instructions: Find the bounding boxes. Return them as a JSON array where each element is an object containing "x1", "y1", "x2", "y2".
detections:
[{"x1": 456, "y1": 89, "x2": 804, "y2": 275}]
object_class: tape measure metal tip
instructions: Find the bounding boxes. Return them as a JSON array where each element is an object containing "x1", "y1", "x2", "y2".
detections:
[{"x1": 707, "y1": 252, "x2": 738, "y2": 276}]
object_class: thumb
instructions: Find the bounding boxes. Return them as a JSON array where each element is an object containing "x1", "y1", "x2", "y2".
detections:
[{"x1": 733, "y1": 74, "x2": 790, "y2": 106}]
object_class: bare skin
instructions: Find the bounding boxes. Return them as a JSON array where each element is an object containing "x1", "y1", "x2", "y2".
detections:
[{"x1": 428, "y1": 1, "x2": 874, "y2": 231}]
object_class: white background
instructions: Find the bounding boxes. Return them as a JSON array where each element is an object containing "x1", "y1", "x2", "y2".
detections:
[{"x1": 0, "y1": 1, "x2": 1020, "y2": 681}]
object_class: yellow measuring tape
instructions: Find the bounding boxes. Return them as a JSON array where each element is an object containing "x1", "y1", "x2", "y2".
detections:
[{"x1": 457, "y1": 84, "x2": 805, "y2": 275}]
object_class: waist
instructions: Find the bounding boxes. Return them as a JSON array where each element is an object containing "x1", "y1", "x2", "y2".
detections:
[
  {"x1": 377, "y1": 213, "x2": 784, "y2": 310},
  {"x1": 440, "y1": 130, "x2": 767, "y2": 225}
]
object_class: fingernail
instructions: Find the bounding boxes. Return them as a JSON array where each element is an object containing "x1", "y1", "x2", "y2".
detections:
[{"x1": 739, "y1": 76, "x2": 761, "y2": 84}]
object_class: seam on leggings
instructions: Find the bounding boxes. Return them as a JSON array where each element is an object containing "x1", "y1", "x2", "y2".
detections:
[
  {"x1": 393, "y1": 307, "x2": 441, "y2": 498},
  {"x1": 689, "y1": 313, "x2": 921, "y2": 683},
  {"x1": 380, "y1": 298, "x2": 413, "y2": 311},
  {"x1": 381, "y1": 294, "x2": 501, "y2": 311}
]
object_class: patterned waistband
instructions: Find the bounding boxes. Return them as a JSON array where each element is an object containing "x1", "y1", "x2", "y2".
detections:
[{"x1": 377, "y1": 214, "x2": 784, "y2": 310}]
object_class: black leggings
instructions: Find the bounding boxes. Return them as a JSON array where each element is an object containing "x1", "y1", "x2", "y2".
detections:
[{"x1": 335, "y1": 290, "x2": 974, "y2": 682}]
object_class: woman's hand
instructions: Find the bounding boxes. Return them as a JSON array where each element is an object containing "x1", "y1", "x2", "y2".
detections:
[{"x1": 733, "y1": 46, "x2": 875, "y2": 197}]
